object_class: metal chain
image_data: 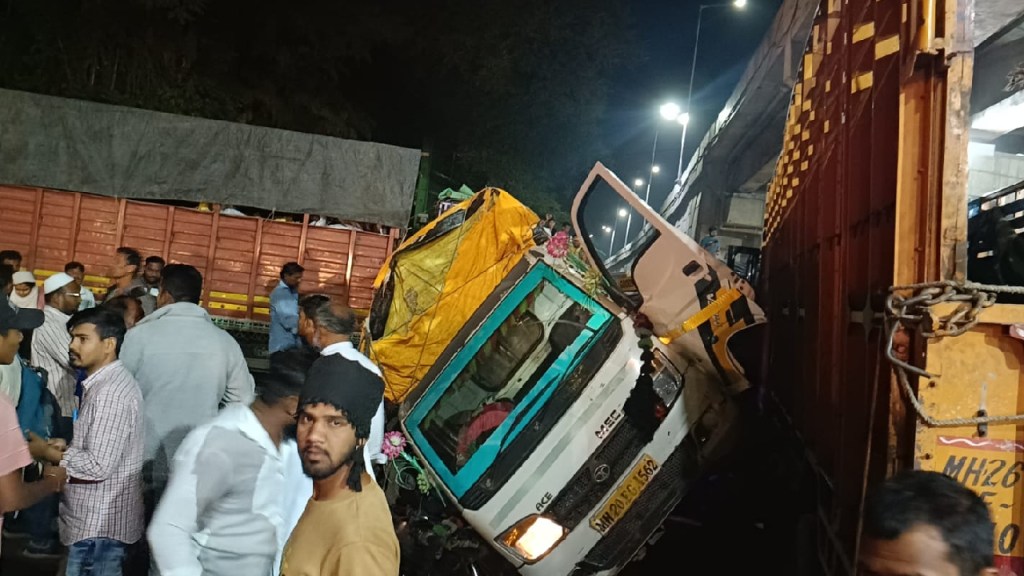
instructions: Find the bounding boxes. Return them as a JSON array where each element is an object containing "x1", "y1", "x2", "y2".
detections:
[{"x1": 884, "y1": 280, "x2": 1024, "y2": 427}]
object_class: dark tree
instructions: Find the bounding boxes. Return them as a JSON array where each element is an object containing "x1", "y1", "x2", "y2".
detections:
[{"x1": 0, "y1": 0, "x2": 636, "y2": 218}]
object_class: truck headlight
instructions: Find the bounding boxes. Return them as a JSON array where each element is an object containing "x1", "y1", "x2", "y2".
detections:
[{"x1": 498, "y1": 514, "x2": 567, "y2": 563}]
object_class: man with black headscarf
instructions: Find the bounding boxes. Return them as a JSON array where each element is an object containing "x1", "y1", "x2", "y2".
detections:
[{"x1": 280, "y1": 354, "x2": 399, "y2": 576}]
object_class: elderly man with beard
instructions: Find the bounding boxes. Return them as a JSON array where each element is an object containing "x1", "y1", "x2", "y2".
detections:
[{"x1": 280, "y1": 354, "x2": 399, "y2": 576}]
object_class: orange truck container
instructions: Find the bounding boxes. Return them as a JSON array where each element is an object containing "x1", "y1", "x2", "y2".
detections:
[
  {"x1": 761, "y1": 0, "x2": 1024, "y2": 573},
  {"x1": 0, "y1": 185, "x2": 399, "y2": 364}
]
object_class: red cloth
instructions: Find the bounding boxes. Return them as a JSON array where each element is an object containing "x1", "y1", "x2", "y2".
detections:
[{"x1": 457, "y1": 401, "x2": 514, "y2": 458}]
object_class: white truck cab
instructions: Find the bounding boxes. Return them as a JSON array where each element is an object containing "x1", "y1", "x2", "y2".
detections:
[{"x1": 398, "y1": 163, "x2": 765, "y2": 575}]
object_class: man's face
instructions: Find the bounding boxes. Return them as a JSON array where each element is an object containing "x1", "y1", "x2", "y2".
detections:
[
  {"x1": 298, "y1": 311, "x2": 316, "y2": 346},
  {"x1": 297, "y1": 403, "x2": 361, "y2": 480},
  {"x1": 110, "y1": 253, "x2": 135, "y2": 280},
  {"x1": 156, "y1": 285, "x2": 173, "y2": 309},
  {"x1": 143, "y1": 261, "x2": 163, "y2": 285},
  {"x1": 14, "y1": 283, "x2": 32, "y2": 298},
  {"x1": 68, "y1": 322, "x2": 113, "y2": 371},
  {"x1": 53, "y1": 282, "x2": 82, "y2": 315},
  {"x1": 0, "y1": 328, "x2": 23, "y2": 365},
  {"x1": 67, "y1": 268, "x2": 84, "y2": 285},
  {"x1": 283, "y1": 271, "x2": 303, "y2": 290},
  {"x1": 860, "y1": 525, "x2": 970, "y2": 576},
  {"x1": 2, "y1": 258, "x2": 21, "y2": 269}
]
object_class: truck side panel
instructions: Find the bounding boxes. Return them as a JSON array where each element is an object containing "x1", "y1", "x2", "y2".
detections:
[
  {"x1": 762, "y1": 0, "x2": 905, "y2": 570},
  {"x1": 0, "y1": 185, "x2": 397, "y2": 318},
  {"x1": 762, "y1": 0, "x2": 1023, "y2": 573}
]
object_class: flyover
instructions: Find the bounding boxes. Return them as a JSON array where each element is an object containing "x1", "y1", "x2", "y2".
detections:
[{"x1": 659, "y1": 0, "x2": 1024, "y2": 253}]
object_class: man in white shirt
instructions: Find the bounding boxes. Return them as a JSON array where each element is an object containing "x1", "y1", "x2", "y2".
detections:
[
  {"x1": 32, "y1": 272, "x2": 82, "y2": 422},
  {"x1": 148, "y1": 347, "x2": 318, "y2": 576},
  {"x1": 297, "y1": 296, "x2": 386, "y2": 480},
  {"x1": 64, "y1": 262, "x2": 96, "y2": 311}
]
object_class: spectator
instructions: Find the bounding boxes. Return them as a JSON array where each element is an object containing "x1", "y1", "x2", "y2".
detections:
[
  {"x1": 106, "y1": 247, "x2": 156, "y2": 315},
  {"x1": 148, "y1": 347, "x2": 318, "y2": 576},
  {"x1": 280, "y1": 355, "x2": 399, "y2": 576},
  {"x1": 64, "y1": 262, "x2": 96, "y2": 311},
  {"x1": 0, "y1": 250, "x2": 23, "y2": 271},
  {"x1": 699, "y1": 226, "x2": 721, "y2": 259},
  {"x1": 860, "y1": 470, "x2": 998, "y2": 576},
  {"x1": 101, "y1": 295, "x2": 145, "y2": 329},
  {"x1": 11, "y1": 270, "x2": 42, "y2": 310},
  {"x1": 0, "y1": 265, "x2": 20, "y2": 402},
  {"x1": 0, "y1": 264, "x2": 12, "y2": 297},
  {"x1": 299, "y1": 297, "x2": 385, "y2": 481},
  {"x1": 33, "y1": 272, "x2": 82, "y2": 427},
  {"x1": 10, "y1": 271, "x2": 41, "y2": 361},
  {"x1": 142, "y1": 256, "x2": 164, "y2": 297},
  {"x1": 269, "y1": 262, "x2": 304, "y2": 354},
  {"x1": 119, "y1": 264, "x2": 254, "y2": 512},
  {"x1": 28, "y1": 307, "x2": 144, "y2": 576},
  {"x1": 0, "y1": 294, "x2": 64, "y2": 556},
  {"x1": 543, "y1": 217, "x2": 556, "y2": 238}
]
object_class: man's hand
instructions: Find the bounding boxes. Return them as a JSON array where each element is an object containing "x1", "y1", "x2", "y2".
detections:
[
  {"x1": 26, "y1": 432, "x2": 63, "y2": 464},
  {"x1": 42, "y1": 464, "x2": 67, "y2": 493},
  {"x1": 47, "y1": 438, "x2": 68, "y2": 452}
]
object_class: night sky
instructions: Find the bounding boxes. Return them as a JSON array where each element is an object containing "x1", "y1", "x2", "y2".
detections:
[{"x1": 599, "y1": 0, "x2": 783, "y2": 212}]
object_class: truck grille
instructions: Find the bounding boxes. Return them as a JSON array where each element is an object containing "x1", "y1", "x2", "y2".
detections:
[
  {"x1": 546, "y1": 419, "x2": 647, "y2": 529},
  {"x1": 572, "y1": 437, "x2": 699, "y2": 573}
]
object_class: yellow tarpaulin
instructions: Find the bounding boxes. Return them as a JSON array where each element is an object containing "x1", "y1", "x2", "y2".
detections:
[{"x1": 363, "y1": 188, "x2": 538, "y2": 403}]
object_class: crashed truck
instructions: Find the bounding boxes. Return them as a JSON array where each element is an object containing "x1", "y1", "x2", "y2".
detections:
[{"x1": 362, "y1": 164, "x2": 766, "y2": 575}]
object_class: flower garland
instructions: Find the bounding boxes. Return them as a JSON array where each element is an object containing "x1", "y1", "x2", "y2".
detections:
[
  {"x1": 546, "y1": 230, "x2": 570, "y2": 259},
  {"x1": 382, "y1": 430, "x2": 441, "y2": 496},
  {"x1": 622, "y1": 313, "x2": 667, "y2": 443}
]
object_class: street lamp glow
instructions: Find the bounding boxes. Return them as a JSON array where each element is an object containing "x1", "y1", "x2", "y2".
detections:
[
  {"x1": 660, "y1": 102, "x2": 682, "y2": 121},
  {"x1": 618, "y1": 208, "x2": 628, "y2": 218},
  {"x1": 677, "y1": 112, "x2": 690, "y2": 126},
  {"x1": 602, "y1": 226, "x2": 611, "y2": 233},
  {"x1": 734, "y1": 0, "x2": 747, "y2": 8},
  {"x1": 651, "y1": 165, "x2": 661, "y2": 174},
  {"x1": 634, "y1": 178, "x2": 644, "y2": 187}
]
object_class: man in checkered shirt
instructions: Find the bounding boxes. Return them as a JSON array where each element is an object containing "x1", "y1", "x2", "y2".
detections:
[{"x1": 29, "y1": 307, "x2": 144, "y2": 575}]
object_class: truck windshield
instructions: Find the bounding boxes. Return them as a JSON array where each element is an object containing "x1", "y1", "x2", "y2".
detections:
[{"x1": 406, "y1": 264, "x2": 615, "y2": 497}]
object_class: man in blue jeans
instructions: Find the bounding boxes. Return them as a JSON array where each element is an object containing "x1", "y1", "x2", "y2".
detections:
[{"x1": 29, "y1": 307, "x2": 144, "y2": 575}]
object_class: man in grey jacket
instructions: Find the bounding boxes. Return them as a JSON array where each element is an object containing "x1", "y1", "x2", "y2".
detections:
[{"x1": 120, "y1": 264, "x2": 255, "y2": 510}]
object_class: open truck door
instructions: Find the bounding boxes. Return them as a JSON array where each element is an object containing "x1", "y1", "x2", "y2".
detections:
[{"x1": 570, "y1": 162, "x2": 766, "y2": 395}]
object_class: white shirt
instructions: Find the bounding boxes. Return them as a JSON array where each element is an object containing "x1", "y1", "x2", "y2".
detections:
[
  {"x1": 319, "y1": 341, "x2": 387, "y2": 478},
  {"x1": 78, "y1": 286, "x2": 96, "y2": 311},
  {"x1": 149, "y1": 404, "x2": 292, "y2": 576}
]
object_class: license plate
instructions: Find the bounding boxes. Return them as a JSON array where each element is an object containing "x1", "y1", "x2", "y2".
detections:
[{"x1": 589, "y1": 454, "x2": 660, "y2": 535}]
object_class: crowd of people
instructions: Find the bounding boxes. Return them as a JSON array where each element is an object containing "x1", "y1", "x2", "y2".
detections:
[{"x1": 0, "y1": 248, "x2": 399, "y2": 575}]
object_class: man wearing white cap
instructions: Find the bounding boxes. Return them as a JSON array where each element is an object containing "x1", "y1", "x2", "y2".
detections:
[{"x1": 32, "y1": 272, "x2": 82, "y2": 423}]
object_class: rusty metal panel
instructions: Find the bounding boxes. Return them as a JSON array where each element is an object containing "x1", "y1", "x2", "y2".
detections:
[
  {"x1": 1, "y1": 187, "x2": 395, "y2": 321},
  {"x1": 915, "y1": 304, "x2": 1024, "y2": 574},
  {"x1": 0, "y1": 186, "x2": 40, "y2": 266}
]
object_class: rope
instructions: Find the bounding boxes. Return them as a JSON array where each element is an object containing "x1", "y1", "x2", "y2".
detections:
[
  {"x1": 894, "y1": 367, "x2": 1024, "y2": 427},
  {"x1": 886, "y1": 280, "x2": 1024, "y2": 427}
]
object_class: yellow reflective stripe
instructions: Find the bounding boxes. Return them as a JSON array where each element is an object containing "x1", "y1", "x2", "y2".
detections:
[{"x1": 659, "y1": 288, "x2": 743, "y2": 342}]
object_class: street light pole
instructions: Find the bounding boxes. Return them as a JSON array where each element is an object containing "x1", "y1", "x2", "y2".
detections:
[
  {"x1": 679, "y1": 0, "x2": 747, "y2": 179},
  {"x1": 644, "y1": 128, "x2": 659, "y2": 205},
  {"x1": 625, "y1": 180, "x2": 643, "y2": 245}
]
